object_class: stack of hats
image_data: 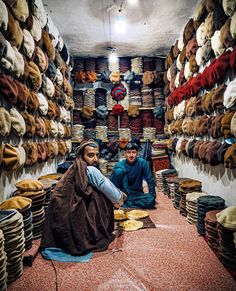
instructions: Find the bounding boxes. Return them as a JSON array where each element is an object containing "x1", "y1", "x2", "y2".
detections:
[
  {"x1": 15, "y1": 179, "x2": 46, "y2": 240},
  {"x1": 119, "y1": 128, "x2": 131, "y2": 141},
  {"x1": 143, "y1": 127, "x2": 156, "y2": 140},
  {"x1": 130, "y1": 116, "x2": 143, "y2": 134},
  {"x1": 129, "y1": 82, "x2": 142, "y2": 106},
  {"x1": 107, "y1": 112, "x2": 118, "y2": 131},
  {"x1": 197, "y1": 195, "x2": 225, "y2": 236},
  {"x1": 186, "y1": 192, "x2": 206, "y2": 225},
  {"x1": 155, "y1": 169, "x2": 178, "y2": 194},
  {"x1": 179, "y1": 179, "x2": 202, "y2": 217},
  {"x1": 106, "y1": 91, "x2": 116, "y2": 110},
  {"x1": 169, "y1": 177, "x2": 183, "y2": 209},
  {"x1": 83, "y1": 88, "x2": 95, "y2": 107},
  {"x1": 216, "y1": 206, "x2": 236, "y2": 269},
  {"x1": 0, "y1": 229, "x2": 7, "y2": 290},
  {"x1": 151, "y1": 141, "x2": 167, "y2": 157},
  {"x1": 119, "y1": 58, "x2": 131, "y2": 73},
  {"x1": 99, "y1": 158, "x2": 108, "y2": 175},
  {"x1": 141, "y1": 85, "x2": 154, "y2": 107},
  {"x1": 73, "y1": 110, "x2": 82, "y2": 125},
  {"x1": 39, "y1": 179, "x2": 56, "y2": 212},
  {"x1": 84, "y1": 129, "x2": 96, "y2": 140},
  {"x1": 161, "y1": 169, "x2": 178, "y2": 196},
  {"x1": 72, "y1": 124, "x2": 84, "y2": 141},
  {"x1": 73, "y1": 58, "x2": 85, "y2": 72},
  {"x1": 205, "y1": 210, "x2": 222, "y2": 250},
  {"x1": 120, "y1": 112, "x2": 130, "y2": 128},
  {"x1": 95, "y1": 88, "x2": 107, "y2": 107},
  {"x1": 131, "y1": 57, "x2": 143, "y2": 74},
  {"x1": 0, "y1": 197, "x2": 33, "y2": 251},
  {"x1": 143, "y1": 57, "x2": 155, "y2": 72},
  {"x1": 95, "y1": 126, "x2": 108, "y2": 141},
  {"x1": 142, "y1": 111, "x2": 154, "y2": 127},
  {"x1": 85, "y1": 58, "x2": 96, "y2": 71},
  {"x1": 153, "y1": 88, "x2": 165, "y2": 107},
  {"x1": 97, "y1": 58, "x2": 108, "y2": 73},
  {"x1": 73, "y1": 90, "x2": 84, "y2": 108},
  {"x1": 155, "y1": 57, "x2": 165, "y2": 72},
  {"x1": 0, "y1": 210, "x2": 24, "y2": 284},
  {"x1": 108, "y1": 58, "x2": 119, "y2": 72}
]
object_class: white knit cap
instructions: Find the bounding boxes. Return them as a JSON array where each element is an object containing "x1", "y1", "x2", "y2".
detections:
[
  {"x1": 1, "y1": 40, "x2": 15, "y2": 71},
  {"x1": 196, "y1": 22, "x2": 207, "y2": 47},
  {"x1": 223, "y1": 0, "x2": 236, "y2": 16},
  {"x1": 10, "y1": 108, "x2": 26, "y2": 137},
  {"x1": 230, "y1": 11, "x2": 236, "y2": 39},
  {"x1": 30, "y1": 15, "x2": 42, "y2": 42},
  {"x1": 12, "y1": 47, "x2": 24, "y2": 78},
  {"x1": 32, "y1": 0, "x2": 47, "y2": 28},
  {"x1": 211, "y1": 30, "x2": 225, "y2": 57},
  {"x1": 37, "y1": 93, "x2": 48, "y2": 115},
  {"x1": 23, "y1": 29, "x2": 35, "y2": 58},
  {"x1": 0, "y1": 0, "x2": 8, "y2": 31}
]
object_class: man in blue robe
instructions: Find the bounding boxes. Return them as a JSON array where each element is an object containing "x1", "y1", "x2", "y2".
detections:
[{"x1": 110, "y1": 142, "x2": 156, "y2": 209}]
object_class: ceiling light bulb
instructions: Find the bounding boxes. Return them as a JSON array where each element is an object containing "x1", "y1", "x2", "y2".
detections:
[
  {"x1": 115, "y1": 10, "x2": 126, "y2": 34},
  {"x1": 128, "y1": 0, "x2": 139, "y2": 5},
  {"x1": 109, "y1": 51, "x2": 118, "y2": 63}
]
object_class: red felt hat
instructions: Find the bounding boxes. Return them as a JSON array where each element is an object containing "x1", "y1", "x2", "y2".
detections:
[
  {"x1": 112, "y1": 103, "x2": 124, "y2": 116},
  {"x1": 230, "y1": 46, "x2": 236, "y2": 74}
]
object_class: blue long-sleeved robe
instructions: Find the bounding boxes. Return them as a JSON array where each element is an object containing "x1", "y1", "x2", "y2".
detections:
[{"x1": 110, "y1": 158, "x2": 156, "y2": 209}]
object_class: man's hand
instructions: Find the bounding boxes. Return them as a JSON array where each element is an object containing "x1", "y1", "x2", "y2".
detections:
[{"x1": 114, "y1": 192, "x2": 127, "y2": 208}]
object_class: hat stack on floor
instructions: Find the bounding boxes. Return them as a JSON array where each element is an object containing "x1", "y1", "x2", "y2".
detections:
[
  {"x1": 151, "y1": 141, "x2": 167, "y2": 156},
  {"x1": 216, "y1": 206, "x2": 236, "y2": 270},
  {"x1": 0, "y1": 210, "x2": 25, "y2": 284},
  {"x1": 15, "y1": 179, "x2": 46, "y2": 240},
  {"x1": 0, "y1": 229, "x2": 7, "y2": 290},
  {"x1": 197, "y1": 195, "x2": 225, "y2": 236},
  {"x1": 161, "y1": 169, "x2": 178, "y2": 196},
  {"x1": 205, "y1": 210, "x2": 222, "y2": 250},
  {"x1": 179, "y1": 179, "x2": 202, "y2": 217},
  {"x1": 186, "y1": 192, "x2": 206, "y2": 225},
  {"x1": 39, "y1": 179, "x2": 57, "y2": 212},
  {"x1": 0, "y1": 197, "x2": 33, "y2": 251},
  {"x1": 155, "y1": 169, "x2": 168, "y2": 192}
]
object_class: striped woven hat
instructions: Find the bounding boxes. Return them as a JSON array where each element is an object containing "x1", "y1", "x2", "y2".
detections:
[{"x1": 111, "y1": 83, "x2": 127, "y2": 101}]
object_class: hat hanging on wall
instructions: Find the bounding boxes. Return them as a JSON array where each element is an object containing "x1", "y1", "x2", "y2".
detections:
[{"x1": 111, "y1": 83, "x2": 127, "y2": 101}]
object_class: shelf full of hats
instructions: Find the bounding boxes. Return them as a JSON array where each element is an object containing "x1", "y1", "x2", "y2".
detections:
[
  {"x1": 71, "y1": 56, "x2": 167, "y2": 172},
  {"x1": 0, "y1": 0, "x2": 75, "y2": 175},
  {"x1": 162, "y1": 0, "x2": 236, "y2": 170},
  {"x1": 155, "y1": 168, "x2": 236, "y2": 275}
]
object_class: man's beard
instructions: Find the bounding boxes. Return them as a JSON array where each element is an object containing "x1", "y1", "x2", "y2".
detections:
[{"x1": 91, "y1": 162, "x2": 99, "y2": 169}]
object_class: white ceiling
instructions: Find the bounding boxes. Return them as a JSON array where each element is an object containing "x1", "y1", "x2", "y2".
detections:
[{"x1": 44, "y1": 0, "x2": 199, "y2": 57}]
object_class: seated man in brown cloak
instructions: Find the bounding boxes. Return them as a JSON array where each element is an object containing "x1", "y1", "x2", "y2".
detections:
[{"x1": 41, "y1": 140, "x2": 125, "y2": 256}]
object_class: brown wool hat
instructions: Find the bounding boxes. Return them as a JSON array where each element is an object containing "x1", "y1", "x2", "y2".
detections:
[
  {"x1": 27, "y1": 90, "x2": 39, "y2": 112},
  {"x1": 21, "y1": 112, "x2": 36, "y2": 138},
  {"x1": 14, "y1": 80, "x2": 30, "y2": 110},
  {"x1": 196, "y1": 97, "x2": 203, "y2": 115},
  {"x1": 28, "y1": 61, "x2": 42, "y2": 91},
  {"x1": 211, "y1": 114, "x2": 224, "y2": 138},
  {"x1": 185, "y1": 97, "x2": 196, "y2": 117},
  {"x1": 224, "y1": 143, "x2": 236, "y2": 169},
  {"x1": 183, "y1": 18, "x2": 195, "y2": 45},
  {"x1": 109, "y1": 71, "x2": 120, "y2": 84},
  {"x1": 205, "y1": 12, "x2": 214, "y2": 38},
  {"x1": 16, "y1": 178, "x2": 43, "y2": 191},
  {"x1": 204, "y1": 89, "x2": 216, "y2": 114},
  {"x1": 193, "y1": 117, "x2": 201, "y2": 136},
  {"x1": 198, "y1": 115, "x2": 209, "y2": 136},
  {"x1": 42, "y1": 118, "x2": 51, "y2": 137},
  {"x1": 0, "y1": 74, "x2": 18, "y2": 105},
  {"x1": 212, "y1": 84, "x2": 226, "y2": 110},
  {"x1": 63, "y1": 78, "x2": 73, "y2": 97},
  {"x1": 51, "y1": 141, "x2": 59, "y2": 157},
  {"x1": 205, "y1": 0, "x2": 215, "y2": 13},
  {"x1": 231, "y1": 112, "x2": 236, "y2": 136},
  {"x1": 181, "y1": 118, "x2": 189, "y2": 135},
  {"x1": 37, "y1": 142, "x2": 47, "y2": 163},
  {"x1": 207, "y1": 115, "x2": 214, "y2": 136},
  {"x1": 198, "y1": 141, "x2": 211, "y2": 162},
  {"x1": 186, "y1": 37, "x2": 198, "y2": 59},
  {"x1": 10, "y1": 108, "x2": 26, "y2": 137},
  {"x1": 38, "y1": 173, "x2": 63, "y2": 181},
  {"x1": 220, "y1": 18, "x2": 235, "y2": 48},
  {"x1": 186, "y1": 118, "x2": 194, "y2": 136},
  {"x1": 2, "y1": 143, "x2": 19, "y2": 171},
  {"x1": 35, "y1": 116, "x2": 46, "y2": 137},
  {"x1": 6, "y1": 9, "x2": 23, "y2": 49},
  {"x1": 127, "y1": 105, "x2": 139, "y2": 117},
  {"x1": 189, "y1": 55, "x2": 198, "y2": 73},
  {"x1": 201, "y1": 93, "x2": 208, "y2": 113},
  {"x1": 22, "y1": 142, "x2": 38, "y2": 167},
  {"x1": 142, "y1": 71, "x2": 155, "y2": 85},
  {"x1": 45, "y1": 142, "x2": 55, "y2": 160},
  {"x1": 58, "y1": 140, "x2": 68, "y2": 156},
  {"x1": 0, "y1": 107, "x2": 11, "y2": 136},
  {"x1": 167, "y1": 51, "x2": 174, "y2": 66},
  {"x1": 221, "y1": 110, "x2": 235, "y2": 138},
  {"x1": 179, "y1": 179, "x2": 202, "y2": 189},
  {"x1": 81, "y1": 106, "x2": 93, "y2": 119},
  {"x1": 205, "y1": 140, "x2": 222, "y2": 166},
  {"x1": 74, "y1": 71, "x2": 86, "y2": 83},
  {"x1": 0, "y1": 196, "x2": 32, "y2": 211},
  {"x1": 42, "y1": 30, "x2": 55, "y2": 62},
  {"x1": 193, "y1": 140, "x2": 205, "y2": 159},
  {"x1": 35, "y1": 46, "x2": 47, "y2": 72},
  {"x1": 175, "y1": 119, "x2": 183, "y2": 134},
  {"x1": 47, "y1": 100, "x2": 57, "y2": 119},
  {"x1": 180, "y1": 139, "x2": 189, "y2": 156}
]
